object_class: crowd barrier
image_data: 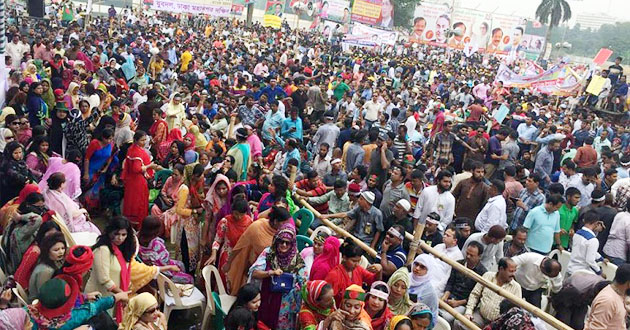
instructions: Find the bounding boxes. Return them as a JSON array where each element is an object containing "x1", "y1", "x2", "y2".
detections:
[{"x1": 295, "y1": 197, "x2": 575, "y2": 330}]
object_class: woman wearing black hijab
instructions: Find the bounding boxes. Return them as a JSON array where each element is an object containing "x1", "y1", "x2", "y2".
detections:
[{"x1": 0, "y1": 141, "x2": 36, "y2": 205}]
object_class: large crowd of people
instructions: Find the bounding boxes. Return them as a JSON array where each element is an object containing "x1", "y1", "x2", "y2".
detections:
[{"x1": 0, "y1": 2, "x2": 630, "y2": 330}]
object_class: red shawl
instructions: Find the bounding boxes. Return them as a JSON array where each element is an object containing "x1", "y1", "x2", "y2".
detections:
[
  {"x1": 112, "y1": 245, "x2": 130, "y2": 323},
  {"x1": 224, "y1": 214, "x2": 253, "y2": 246},
  {"x1": 123, "y1": 144, "x2": 154, "y2": 179},
  {"x1": 371, "y1": 306, "x2": 394, "y2": 330}
]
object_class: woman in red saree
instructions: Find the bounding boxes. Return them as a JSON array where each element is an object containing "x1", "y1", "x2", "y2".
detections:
[
  {"x1": 149, "y1": 109, "x2": 168, "y2": 158},
  {"x1": 122, "y1": 131, "x2": 159, "y2": 229}
]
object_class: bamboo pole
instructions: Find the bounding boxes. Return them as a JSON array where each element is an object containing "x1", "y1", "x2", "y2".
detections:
[
  {"x1": 405, "y1": 222, "x2": 425, "y2": 265},
  {"x1": 438, "y1": 300, "x2": 481, "y2": 330},
  {"x1": 227, "y1": 115, "x2": 236, "y2": 139},
  {"x1": 296, "y1": 198, "x2": 573, "y2": 330},
  {"x1": 420, "y1": 241, "x2": 573, "y2": 330}
]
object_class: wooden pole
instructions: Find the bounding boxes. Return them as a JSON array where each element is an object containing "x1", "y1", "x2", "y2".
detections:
[
  {"x1": 439, "y1": 300, "x2": 481, "y2": 330},
  {"x1": 227, "y1": 115, "x2": 236, "y2": 139},
  {"x1": 405, "y1": 222, "x2": 424, "y2": 265},
  {"x1": 296, "y1": 197, "x2": 377, "y2": 257},
  {"x1": 420, "y1": 241, "x2": 573, "y2": 330},
  {"x1": 296, "y1": 198, "x2": 573, "y2": 330}
]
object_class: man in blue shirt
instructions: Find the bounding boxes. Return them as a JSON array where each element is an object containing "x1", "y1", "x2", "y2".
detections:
[
  {"x1": 261, "y1": 100, "x2": 285, "y2": 141},
  {"x1": 255, "y1": 78, "x2": 287, "y2": 101},
  {"x1": 523, "y1": 194, "x2": 564, "y2": 254},
  {"x1": 516, "y1": 115, "x2": 537, "y2": 155},
  {"x1": 281, "y1": 107, "x2": 303, "y2": 141},
  {"x1": 484, "y1": 128, "x2": 508, "y2": 179},
  {"x1": 375, "y1": 224, "x2": 407, "y2": 278}
]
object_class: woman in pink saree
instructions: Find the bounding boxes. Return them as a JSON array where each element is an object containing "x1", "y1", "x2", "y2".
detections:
[
  {"x1": 152, "y1": 164, "x2": 184, "y2": 239},
  {"x1": 42, "y1": 172, "x2": 101, "y2": 234},
  {"x1": 38, "y1": 152, "x2": 82, "y2": 201}
]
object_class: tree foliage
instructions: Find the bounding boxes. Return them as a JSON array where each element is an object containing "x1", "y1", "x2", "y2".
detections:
[
  {"x1": 393, "y1": 0, "x2": 421, "y2": 28},
  {"x1": 535, "y1": 0, "x2": 572, "y2": 27},
  {"x1": 546, "y1": 22, "x2": 630, "y2": 62}
]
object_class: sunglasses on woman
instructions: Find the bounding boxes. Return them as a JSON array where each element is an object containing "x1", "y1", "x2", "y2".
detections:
[
  {"x1": 143, "y1": 307, "x2": 158, "y2": 314},
  {"x1": 277, "y1": 239, "x2": 292, "y2": 246}
]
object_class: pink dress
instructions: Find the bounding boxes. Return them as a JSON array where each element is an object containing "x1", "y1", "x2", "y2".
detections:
[
  {"x1": 43, "y1": 188, "x2": 101, "y2": 234},
  {"x1": 138, "y1": 238, "x2": 193, "y2": 284},
  {"x1": 39, "y1": 157, "x2": 82, "y2": 200},
  {"x1": 152, "y1": 176, "x2": 182, "y2": 235}
]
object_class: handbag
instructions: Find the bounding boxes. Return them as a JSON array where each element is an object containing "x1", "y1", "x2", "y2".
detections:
[
  {"x1": 270, "y1": 273, "x2": 294, "y2": 293},
  {"x1": 153, "y1": 195, "x2": 173, "y2": 212}
]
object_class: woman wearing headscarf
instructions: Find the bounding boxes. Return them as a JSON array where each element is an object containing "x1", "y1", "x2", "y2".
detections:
[
  {"x1": 0, "y1": 183, "x2": 38, "y2": 235},
  {"x1": 408, "y1": 255, "x2": 438, "y2": 325},
  {"x1": 183, "y1": 133, "x2": 198, "y2": 164},
  {"x1": 40, "y1": 79, "x2": 56, "y2": 111},
  {"x1": 309, "y1": 235, "x2": 340, "y2": 281},
  {"x1": 25, "y1": 135, "x2": 53, "y2": 181},
  {"x1": 8, "y1": 82, "x2": 28, "y2": 116},
  {"x1": 249, "y1": 223, "x2": 307, "y2": 329},
  {"x1": 226, "y1": 206, "x2": 292, "y2": 295},
  {"x1": 326, "y1": 284, "x2": 373, "y2": 330},
  {"x1": 26, "y1": 82, "x2": 48, "y2": 127},
  {"x1": 388, "y1": 315, "x2": 413, "y2": 330},
  {"x1": 49, "y1": 101, "x2": 69, "y2": 156},
  {"x1": 158, "y1": 128, "x2": 183, "y2": 163},
  {"x1": 0, "y1": 141, "x2": 36, "y2": 206},
  {"x1": 43, "y1": 172, "x2": 100, "y2": 234},
  {"x1": 1, "y1": 191, "x2": 47, "y2": 274},
  {"x1": 365, "y1": 281, "x2": 394, "y2": 330},
  {"x1": 207, "y1": 197, "x2": 252, "y2": 285},
  {"x1": 201, "y1": 173, "x2": 231, "y2": 256},
  {"x1": 38, "y1": 150, "x2": 83, "y2": 201},
  {"x1": 63, "y1": 82, "x2": 81, "y2": 110},
  {"x1": 484, "y1": 306, "x2": 535, "y2": 330},
  {"x1": 162, "y1": 140, "x2": 186, "y2": 170},
  {"x1": 64, "y1": 99, "x2": 100, "y2": 154},
  {"x1": 149, "y1": 109, "x2": 169, "y2": 156},
  {"x1": 119, "y1": 292, "x2": 167, "y2": 330},
  {"x1": 387, "y1": 268, "x2": 414, "y2": 316},
  {"x1": 0, "y1": 127, "x2": 15, "y2": 153},
  {"x1": 164, "y1": 93, "x2": 185, "y2": 130},
  {"x1": 0, "y1": 107, "x2": 16, "y2": 127},
  {"x1": 115, "y1": 113, "x2": 135, "y2": 148},
  {"x1": 298, "y1": 280, "x2": 336, "y2": 330},
  {"x1": 22, "y1": 62, "x2": 40, "y2": 84},
  {"x1": 407, "y1": 303, "x2": 434, "y2": 330}
]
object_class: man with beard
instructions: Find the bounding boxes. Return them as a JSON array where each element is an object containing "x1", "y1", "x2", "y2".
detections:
[
  {"x1": 452, "y1": 161, "x2": 489, "y2": 220},
  {"x1": 413, "y1": 170, "x2": 455, "y2": 231},
  {"x1": 503, "y1": 226, "x2": 529, "y2": 258}
]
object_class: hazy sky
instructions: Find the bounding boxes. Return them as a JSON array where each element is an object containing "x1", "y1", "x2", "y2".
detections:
[{"x1": 455, "y1": 0, "x2": 629, "y2": 22}]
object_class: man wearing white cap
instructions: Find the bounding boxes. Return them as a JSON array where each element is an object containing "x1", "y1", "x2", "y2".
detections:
[
  {"x1": 323, "y1": 158, "x2": 348, "y2": 188},
  {"x1": 617, "y1": 154, "x2": 630, "y2": 179},
  {"x1": 322, "y1": 191, "x2": 384, "y2": 249},
  {"x1": 383, "y1": 199, "x2": 414, "y2": 238}
]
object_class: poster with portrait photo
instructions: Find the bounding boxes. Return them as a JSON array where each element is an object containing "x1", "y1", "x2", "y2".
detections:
[{"x1": 410, "y1": 2, "x2": 451, "y2": 46}]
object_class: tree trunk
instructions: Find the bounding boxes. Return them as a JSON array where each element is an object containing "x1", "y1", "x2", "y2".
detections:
[
  {"x1": 541, "y1": 22, "x2": 553, "y2": 61},
  {"x1": 246, "y1": 2, "x2": 254, "y2": 27}
]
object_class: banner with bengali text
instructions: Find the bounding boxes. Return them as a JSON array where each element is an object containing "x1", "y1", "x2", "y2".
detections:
[
  {"x1": 351, "y1": 0, "x2": 393, "y2": 28},
  {"x1": 151, "y1": 0, "x2": 232, "y2": 16},
  {"x1": 494, "y1": 63, "x2": 583, "y2": 96},
  {"x1": 342, "y1": 21, "x2": 398, "y2": 47}
]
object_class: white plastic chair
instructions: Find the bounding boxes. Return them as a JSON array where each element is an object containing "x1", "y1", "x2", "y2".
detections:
[
  {"x1": 157, "y1": 273, "x2": 206, "y2": 325},
  {"x1": 13, "y1": 283, "x2": 28, "y2": 306},
  {"x1": 201, "y1": 265, "x2": 236, "y2": 330},
  {"x1": 548, "y1": 249, "x2": 571, "y2": 277},
  {"x1": 0, "y1": 265, "x2": 6, "y2": 284},
  {"x1": 51, "y1": 214, "x2": 98, "y2": 247},
  {"x1": 359, "y1": 255, "x2": 369, "y2": 268},
  {"x1": 599, "y1": 261, "x2": 618, "y2": 280},
  {"x1": 434, "y1": 316, "x2": 451, "y2": 330},
  {"x1": 309, "y1": 226, "x2": 333, "y2": 241}
]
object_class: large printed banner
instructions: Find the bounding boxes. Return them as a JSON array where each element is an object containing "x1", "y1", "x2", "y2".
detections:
[
  {"x1": 151, "y1": 0, "x2": 232, "y2": 16},
  {"x1": 231, "y1": 0, "x2": 255, "y2": 15},
  {"x1": 263, "y1": 0, "x2": 284, "y2": 28},
  {"x1": 342, "y1": 22, "x2": 398, "y2": 47},
  {"x1": 409, "y1": 4, "x2": 525, "y2": 54},
  {"x1": 319, "y1": 0, "x2": 351, "y2": 23},
  {"x1": 494, "y1": 63, "x2": 583, "y2": 96},
  {"x1": 351, "y1": 0, "x2": 394, "y2": 28}
]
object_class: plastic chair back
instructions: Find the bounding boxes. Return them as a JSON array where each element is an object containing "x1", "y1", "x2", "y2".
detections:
[
  {"x1": 293, "y1": 208, "x2": 314, "y2": 236},
  {"x1": 297, "y1": 235, "x2": 313, "y2": 251}
]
